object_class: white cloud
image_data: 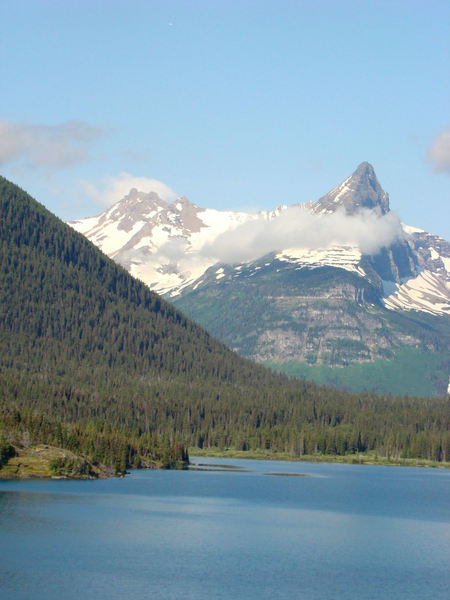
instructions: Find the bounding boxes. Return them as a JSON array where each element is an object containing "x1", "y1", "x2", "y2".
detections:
[
  {"x1": 0, "y1": 119, "x2": 101, "y2": 169},
  {"x1": 427, "y1": 127, "x2": 450, "y2": 173},
  {"x1": 80, "y1": 172, "x2": 178, "y2": 207},
  {"x1": 199, "y1": 206, "x2": 403, "y2": 263},
  {"x1": 154, "y1": 206, "x2": 404, "y2": 267}
]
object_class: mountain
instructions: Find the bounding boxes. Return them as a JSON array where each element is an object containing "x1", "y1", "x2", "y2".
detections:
[
  {"x1": 70, "y1": 164, "x2": 450, "y2": 396},
  {"x1": 70, "y1": 190, "x2": 290, "y2": 297},
  {"x1": 1, "y1": 176, "x2": 448, "y2": 467}
]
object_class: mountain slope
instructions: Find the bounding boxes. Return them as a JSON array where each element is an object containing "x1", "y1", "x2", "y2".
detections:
[
  {"x1": 1, "y1": 176, "x2": 293, "y2": 390},
  {"x1": 170, "y1": 166, "x2": 449, "y2": 396},
  {"x1": 172, "y1": 256, "x2": 449, "y2": 395},
  {"x1": 1, "y1": 176, "x2": 449, "y2": 465}
]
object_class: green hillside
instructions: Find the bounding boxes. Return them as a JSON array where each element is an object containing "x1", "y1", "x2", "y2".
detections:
[
  {"x1": 172, "y1": 258, "x2": 450, "y2": 397},
  {"x1": 0, "y1": 177, "x2": 449, "y2": 473},
  {"x1": 266, "y1": 347, "x2": 449, "y2": 397}
]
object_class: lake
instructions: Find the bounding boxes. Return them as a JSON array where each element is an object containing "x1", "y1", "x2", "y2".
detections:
[{"x1": 0, "y1": 457, "x2": 449, "y2": 600}]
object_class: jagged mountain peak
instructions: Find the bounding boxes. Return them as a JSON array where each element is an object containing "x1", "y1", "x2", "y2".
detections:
[
  {"x1": 313, "y1": 162, "x2": 390, "y2": 216},
  {"x1": 109, "y1": 189, "x2": 169, "y2": 217},
  {"x1": 70, "y1": 189, "x2": 203, "y2": 239},
  {"x1": 94, "y1": 189, "x2": 200, "y2": 222},
  {"x1": 354, "y1": 161, "x2": 375, "y2": 176}
]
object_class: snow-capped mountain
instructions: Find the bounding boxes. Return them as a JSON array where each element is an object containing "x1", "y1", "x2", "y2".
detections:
[
  {"x1": 70, "y1": 189, "x2": 288, "y2": 297},
  {"x1": 69, "y1": 163, "x2": 449, "y2": 395},
  {"x1": 70, "y1": 162, "x2": 449, "y2": 317}
]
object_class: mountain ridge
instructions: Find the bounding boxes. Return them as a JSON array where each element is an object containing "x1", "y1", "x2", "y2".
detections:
[{"x1": 69, "y1": 162, "x2": 450, "y2": 317}]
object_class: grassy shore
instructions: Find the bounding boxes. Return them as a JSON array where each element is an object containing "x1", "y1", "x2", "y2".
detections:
[
  {"x1": 189, "y1": 447, "x2": 450, "y2": 469},
  {"x1": 0, "y1": 444, "x2": 116, "y2": 479},
  {"x1": 2, "y1": 445, "x2": 447, "y2": 479}
]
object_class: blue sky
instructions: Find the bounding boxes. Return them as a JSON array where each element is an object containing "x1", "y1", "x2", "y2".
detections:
[{"x1": 1, "y1": 0, "x2": 449, "y2": 239}]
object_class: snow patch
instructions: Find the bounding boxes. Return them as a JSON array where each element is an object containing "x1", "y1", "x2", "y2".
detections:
[
  {"x1": 276, "y1": 246, "x2": 365, "y2": 277},
  {"x1": 440, "y1": 255, "x2": 450, "y2": 274},
  {"x1": 383, "y1": 270, "x2": 450, "y2": 316},
  {"x1": 401, "y1": 222, "x2": 425, "y2": 235}
]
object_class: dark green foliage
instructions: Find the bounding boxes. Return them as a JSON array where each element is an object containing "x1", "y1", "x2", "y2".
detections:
[
  {"x1": 0, "y1": 176, "x2": 448, "y2": 469},
  {"x1": 49, "y1": 455, "x2": 92, "y2": 478},
  {"x1": 0, "y1": 432, "x2": 15, "y2": 467},
  {"x1": 0, "y1": 403, "x2": 188, "y2": 473}
]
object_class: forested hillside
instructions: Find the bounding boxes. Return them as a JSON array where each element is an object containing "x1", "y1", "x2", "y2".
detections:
[{"x1": 0, "y1": 177, "x2": 448, "y2": 474}]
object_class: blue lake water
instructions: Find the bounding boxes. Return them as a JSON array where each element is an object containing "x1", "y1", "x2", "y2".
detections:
[{"x1": 0, "y1": 457, "x2": 449, "y2": 600}]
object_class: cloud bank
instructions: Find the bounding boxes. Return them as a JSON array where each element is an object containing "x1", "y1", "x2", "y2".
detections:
[
  {"x1": 0, "y1": 119, "x2": 101, "y2": 169},
  {"x1": 155, "y1": 206, "x2": 404, "y2": 267},
  {"x1": 80, "y1": 172, "x2": 178, "y2": 207},
  {"x1": 427, "y1": 127, "x2": 450, "y2": 173}
]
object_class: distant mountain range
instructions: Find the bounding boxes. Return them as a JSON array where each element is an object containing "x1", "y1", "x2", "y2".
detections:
[{"x1": 70, "y1": 163, "x2": 450, "y2": 396}]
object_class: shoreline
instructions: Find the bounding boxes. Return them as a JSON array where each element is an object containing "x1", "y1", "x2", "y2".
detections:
[
  {"x1": 2, "y1": 445, "x2": 448, "y2": 481},
  {"x1": 0, "y1": 444, "x2": 118, "y2": 480},
  {"x1": 189, "y1": 448, "x2": 450, "y2": 469}
]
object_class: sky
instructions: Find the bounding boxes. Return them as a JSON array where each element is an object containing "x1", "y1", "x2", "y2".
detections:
[{"x1": 0, "y1": 0, "x2": 449, "y2": 240}]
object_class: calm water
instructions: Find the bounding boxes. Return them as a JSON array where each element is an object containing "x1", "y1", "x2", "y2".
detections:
[{"x1": 0, "y1": 457, "x2": 449, "y2": 600}]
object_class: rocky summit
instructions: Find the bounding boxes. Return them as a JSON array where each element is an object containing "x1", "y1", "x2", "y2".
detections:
[{"x1": 313, "y1": 162, "x2": 390, "y2": 215}]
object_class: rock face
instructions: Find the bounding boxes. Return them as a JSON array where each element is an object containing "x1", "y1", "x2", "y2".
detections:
[
  {"x1": 383, "y1": 228, "x2": 450, "y2": 315},
  {"x1": 69, "y1": 163, "x2": 450, "y2": 395},
  {"x1": 313, "y1": 162, "x2": 390, "y2": 215},
  {"x1": 172, "y1": 258, "x2": 437, "y2": 365}
]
